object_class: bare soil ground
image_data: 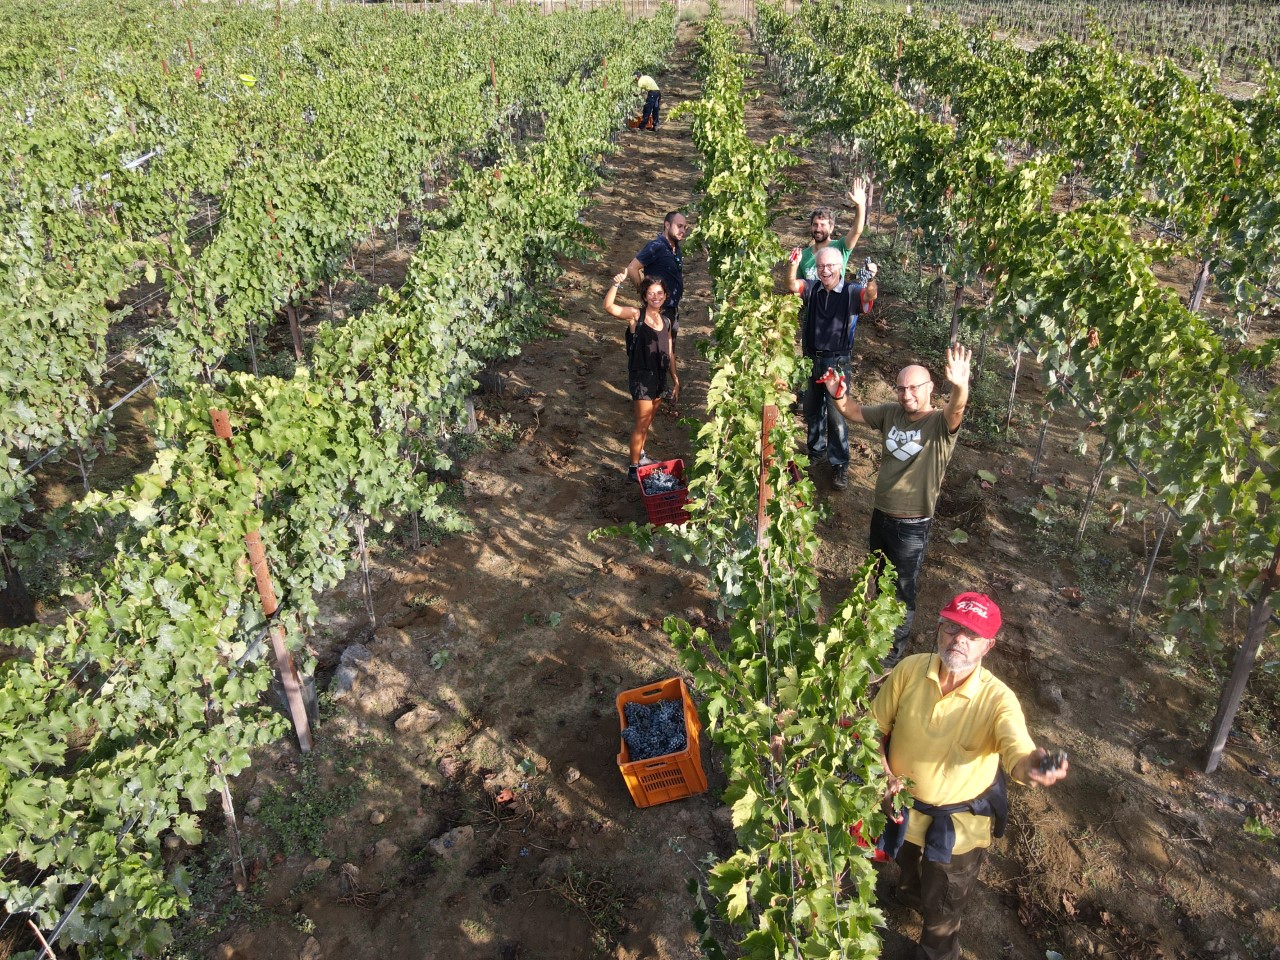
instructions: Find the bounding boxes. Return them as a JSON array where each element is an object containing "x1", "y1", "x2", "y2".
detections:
[{"x1": 143, "y1": 23, "x2": 1279, "y2": 960}]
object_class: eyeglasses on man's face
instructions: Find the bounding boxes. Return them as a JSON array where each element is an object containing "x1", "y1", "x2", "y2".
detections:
[{"x1": 896, "y1": 381, "x2": 931, "y2": 394}]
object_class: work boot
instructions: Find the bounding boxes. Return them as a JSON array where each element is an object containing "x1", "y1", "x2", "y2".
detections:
[{"x1": 832, "y1": 464, "x2": 848, "y2": 490}]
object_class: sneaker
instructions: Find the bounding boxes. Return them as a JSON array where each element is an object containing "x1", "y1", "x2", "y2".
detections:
[
  {"x1": 638, "y1": 452, "x2": 658, "y2": 467},
  {"x1": 832, "y1": 464, "x2": 848, "y2": 490},
  {"x1": 626, "y1": 463, "x2": 640, "y2": 483}
]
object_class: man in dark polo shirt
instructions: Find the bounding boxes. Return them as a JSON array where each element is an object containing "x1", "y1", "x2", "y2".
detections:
[
  {"x1": 787, "y1": 245, "x2": 870, "y2": 490},
  {"x1": 626, "y1": 211, "x2": 688, "y2": 338},
  {"x1": 819, "y1": 344, "x2": 971, "y2": 664}
]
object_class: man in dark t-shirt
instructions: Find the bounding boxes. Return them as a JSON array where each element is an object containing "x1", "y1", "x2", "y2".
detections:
[
  {"x1": 819, "y1": 344, "x2": 972, "y2": 666},
  {"x1": 626, "y1": 211, "x2": 688, "y2": 337},
  {"x1": 788, "y1": 245, "x2": 869, "y2": 490}
]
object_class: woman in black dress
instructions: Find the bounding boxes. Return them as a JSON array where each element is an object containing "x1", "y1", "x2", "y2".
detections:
[{"x1": 603, "y1": 271, "x2": 680, "y2": 481}]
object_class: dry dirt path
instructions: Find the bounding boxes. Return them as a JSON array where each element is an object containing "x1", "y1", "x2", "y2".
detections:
[{"x1": 208, "y1": 24, "x2": 729, "y2": 960}]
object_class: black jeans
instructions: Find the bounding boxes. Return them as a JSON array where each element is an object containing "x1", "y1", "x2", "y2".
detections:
[
  {"x1": 804, "y1": 352, "x2": 852, "y2": 468},
  {"x1": 869, "y1": 509, "x2": 933, "y2": 647},
  {"x1": 642, "y1": 90, "x2": 661, "y2": 127},
  {"x1": 895, "y1": 842, "x2": 986, "y2": 960}
]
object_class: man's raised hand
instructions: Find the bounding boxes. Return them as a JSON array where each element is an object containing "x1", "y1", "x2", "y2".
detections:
[
  {"x1": 847, "y1": 176, "x2": 868, "y2": 210},
  {"x1": 944, "y1": 343, "x2": 972, "y2": 389},
  {"x1": 788, "y1": 246, "x2": 802, "y2": 264}
]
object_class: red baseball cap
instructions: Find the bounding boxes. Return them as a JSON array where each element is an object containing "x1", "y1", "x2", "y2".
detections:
[{"x1": 939, "y1": 592, "x2": 1002, "y2": 639}]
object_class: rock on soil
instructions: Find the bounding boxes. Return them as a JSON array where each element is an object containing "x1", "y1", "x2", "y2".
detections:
[
  {"x1": 331, "y1": 643, "x2": 373, "y2": 699},
  {"x1": 538, "y1": 853, "x2": 572, "y2": 882},
  {"x1": 428, "y1": 825, "x2": 475, "y2": 862},
  {"x1": 394, "y1": 705, "x2": 443, "y2": 733}
]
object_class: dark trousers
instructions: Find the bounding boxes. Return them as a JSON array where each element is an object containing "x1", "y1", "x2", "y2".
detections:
[
  {"x1": 804, "y1": 352, "x2": 852, "y2": 468},
  {"x1": 642, "y1": 90, "x2": 661, "y2": 128},
  {"x1": 895, "y1": 842, "x2": 986, "y2": 960},
  {"x1": 869, "y1": 509, "x2": 933, "y2": 649}
]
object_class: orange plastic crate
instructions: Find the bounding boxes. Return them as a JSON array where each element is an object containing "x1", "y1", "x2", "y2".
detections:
[
  {"x1": 616, "y1": 677, "x2": 708, "y2": 808},
  {"x1": 636, "y1": 459, "x2": 691, "y2": 526}
]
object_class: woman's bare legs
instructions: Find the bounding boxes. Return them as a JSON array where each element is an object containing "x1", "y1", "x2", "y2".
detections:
[{"x1": 630, "y1": 398, "x2": 660, "y2": 464}]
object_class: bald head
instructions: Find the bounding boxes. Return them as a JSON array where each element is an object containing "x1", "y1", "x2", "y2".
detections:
[{"x1": 895, "y1": 364, "x2": 935, "y2": 417}]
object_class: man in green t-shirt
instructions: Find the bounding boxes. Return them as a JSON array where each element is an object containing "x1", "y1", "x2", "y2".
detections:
[
  {"x1": 792, "y1": 177, "x2": 868, "y2": 282},
  {"x1": 820, "y1": 344, "x2": 972, "y2": 668}
]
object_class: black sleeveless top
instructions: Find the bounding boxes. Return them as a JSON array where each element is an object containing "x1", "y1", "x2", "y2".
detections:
[{"x1": 626, "y1": 311, "x2": 672, "y2": 375}]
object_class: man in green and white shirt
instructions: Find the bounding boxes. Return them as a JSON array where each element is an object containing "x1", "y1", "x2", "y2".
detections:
[
  {"x1": 820, "y1": 344, "x2": 972, "y2": 667},
  {"x1": 792, "y1": 177, "x2": 868, "y2": 282}
]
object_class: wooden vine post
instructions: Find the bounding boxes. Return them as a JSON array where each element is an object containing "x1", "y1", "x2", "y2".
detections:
[
  {"x1": 1188, "y1": 258, "x2": 1213, "y2": 313},
  {"x1": 1203, "y1": 540, "x2": 1280, "y2": 773},
  {"x1": 209, "y1": 409, "x2": 314, "y2": 753},
  {"x1": 757, "y1": 404, "x2": 778, "y2": 551},
  {"x1": 286, "y1": 304, "x2": 305, "y2": 361},
  {"x1": 1005, "y1": 341, "x2": 1023, "y2": 431},
  {"x1": 1128, "y1": 509, "x2": 1173, "y2": 636},
  {"x1": 206, "y1": 691, "x2": 249, "y2": 891},
  {"x1": 947, "y1": 281, "x2": 964, "y2": 345}
]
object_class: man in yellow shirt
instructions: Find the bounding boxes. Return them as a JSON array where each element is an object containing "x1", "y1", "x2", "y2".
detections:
[
  {"x1": 634, "y1": 71, "x2": 661, "y2": 130},
  {"x1": 872, "y1": 592, "x2": 1069, "y2": 960}
]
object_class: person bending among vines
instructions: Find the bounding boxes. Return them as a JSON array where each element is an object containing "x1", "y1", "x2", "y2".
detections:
[
  {"x1": 634, "y1": 70, "x2": 662, "y2": 130},
  {"x1": 604, "y1": 272, "x2": 679, "y2": 482},
  {"x1": 820, "y1": 344, "x2": 971, "y2": 666},
  {"x1": 872, "y1": 592, "x2": 1068, "y2": 960}
]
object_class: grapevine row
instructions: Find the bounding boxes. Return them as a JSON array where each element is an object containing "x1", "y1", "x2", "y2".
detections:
[
  {"x1": 623, "y1": 7, "x2": 897, "y2": 957},
  {"x1": 0, "y1": 0, "x2": 635, "y2": 555},
  {"x1": 757, "y1": 2, "x2": 1276, "y2": 653},
  {"x1": 0, "y1": 6, "x2": 675, "y2": 955},
  {"x1": 913, "y1": 0, "x2": 1280, "y2": 81},
  {"x1": 795, "y1": 0, "x2": 1280, "y2": 337}
]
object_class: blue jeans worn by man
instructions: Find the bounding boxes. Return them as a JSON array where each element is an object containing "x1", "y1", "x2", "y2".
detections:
[
  {"x1": 869, "y1": 509, "x2": 933, "y2": 657},
  {"x1": 806, "y1": 352, "x2": 852, "y2": 473},
  {"x1": 642, "y1": 90, "x2": 661, "y2": 129}
]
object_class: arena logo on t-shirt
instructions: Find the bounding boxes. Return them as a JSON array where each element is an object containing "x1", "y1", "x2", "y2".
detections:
[{"x1": 885, "y1": 426, "x2": 923, "y2": 461}]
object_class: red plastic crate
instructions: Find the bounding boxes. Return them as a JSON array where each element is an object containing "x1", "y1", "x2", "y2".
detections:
[
  {"x1": 616, "y1": 677, "x2": 708, "y2": 808},
  {"x1": 636, "y1": 459, "x2": 690, "y2": 526}
]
